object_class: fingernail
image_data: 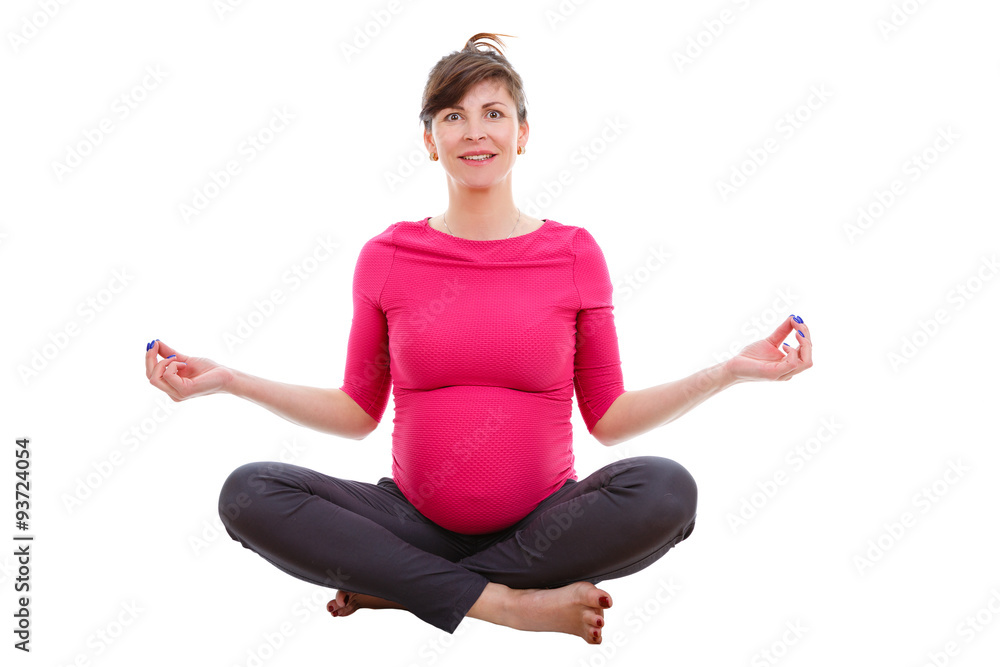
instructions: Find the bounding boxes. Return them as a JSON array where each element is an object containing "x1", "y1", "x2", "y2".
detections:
[
  {"x1": 167, "y1": 354, "x2": 176, "y2": 359},
  {"x1": 146, "y1": 341, "x2": 151, "y2": 350},
  {"x1": 797, "y1": 330, "x2": 804, "y2": 337},
  {"x1": 783, "y1": 343, "x2": 790, "y2": 347},
  {"x1": 792, "y1": 315, "x2": 803, "y2": 324},
  {"x1": 599, "y1": 596, "x2": 610, "y2": 608}
]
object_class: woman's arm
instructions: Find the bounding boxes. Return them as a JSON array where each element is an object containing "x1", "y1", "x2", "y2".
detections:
[
  {"x1": 591, "y1": 316, "x2": 812, "y2": 447},
  {"x1": 225, "y1": 369, "x2": 378, "y2": 440},
  {"x1": 145, "y1": 340, "x2": 377, "y2": 441},
  {"x1": 591, "y1": 361, "x2": 737, "y2": 447}
]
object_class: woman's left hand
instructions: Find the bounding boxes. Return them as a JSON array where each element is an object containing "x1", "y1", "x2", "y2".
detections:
[{"x1": 724, "y1": 315, "x2": 813, "y2": 382}]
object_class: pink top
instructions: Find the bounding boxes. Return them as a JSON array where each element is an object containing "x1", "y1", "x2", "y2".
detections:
[{"x1": 339, "y1": 216, "x2": 626, "y2": 534}]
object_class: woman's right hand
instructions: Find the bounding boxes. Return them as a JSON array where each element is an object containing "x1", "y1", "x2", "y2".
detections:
[{"x1": 145, "y1": 339, "x2": 232, "y2": 402}]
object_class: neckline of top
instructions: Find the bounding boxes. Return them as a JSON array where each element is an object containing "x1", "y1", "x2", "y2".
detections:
[{"x1": 421, "y1": 216, "x2": 551, "y2": 242}]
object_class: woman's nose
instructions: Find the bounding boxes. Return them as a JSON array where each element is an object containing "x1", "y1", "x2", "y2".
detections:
[{"x1": 464, "y1": 119, "x2": 486, "y2": 141}]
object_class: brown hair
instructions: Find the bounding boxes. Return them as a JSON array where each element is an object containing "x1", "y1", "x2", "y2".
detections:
[{"x1": 419, "y1": 32, "x2": 528, "y2": 134}]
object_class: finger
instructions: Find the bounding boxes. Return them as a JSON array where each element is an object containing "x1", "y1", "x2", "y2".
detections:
[
  {"x1": 144, "y1": 338, "x2": 162, "y2": 378},
  {"x1": 795, "y1": 318, "x2": 812, "y2": 369},
  {"x1": 780, "y1": 316, "x2": 812, "y2": 377},
  {"x1": 148, "y1": 355, "x2": 183, "y2": 398},
  {"x1": 153, "y1": 340, "x2": 187, "y2": 362},
  {"x1": 764, "y1": 316, "x2": 797, "y2": 347},
  {"x1": 161, "y1": 360, "x2": 188, "y2": 393},
  {"x1": 775, "y1": 344, "x2": 807, "y2": 381}
]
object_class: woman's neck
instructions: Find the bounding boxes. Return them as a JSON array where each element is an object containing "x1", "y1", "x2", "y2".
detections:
[{"x1": 441, "y1": 183, "x2": 520, "y2": 240}]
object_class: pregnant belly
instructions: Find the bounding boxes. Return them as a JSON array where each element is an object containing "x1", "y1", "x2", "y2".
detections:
[{"x1": 390, "y1": 384, "x2": 575, "y2": 534}]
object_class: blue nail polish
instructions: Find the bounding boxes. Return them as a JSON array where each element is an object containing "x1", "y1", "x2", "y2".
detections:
[
  {"x1": 783, "y1": 343, "x2": 790, "y2": 347},
  {"x1": 797, "y1": 330, "x2": 804, "y2": 337},
  {"x1": 167, "y1": 354, "x2": 176, "y2": 359},
  {"x1": 792, "y1": 315, "x2": 803, "y2": 324},
  {"x1": 146, "y1": 342, "x2": 151, "y2": 350}
]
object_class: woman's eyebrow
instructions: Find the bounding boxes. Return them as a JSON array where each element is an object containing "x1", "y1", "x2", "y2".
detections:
[{"x1": 446, "y1": 101, "x2": 509, "y2": 111}]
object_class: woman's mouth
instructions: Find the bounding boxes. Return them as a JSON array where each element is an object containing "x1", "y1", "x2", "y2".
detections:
[{"x1": 460, "y1": 154, "x2": 497, "y2": 164}]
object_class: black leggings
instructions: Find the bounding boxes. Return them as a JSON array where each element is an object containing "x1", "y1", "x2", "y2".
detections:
[{"x1": 218, "y1": 455, "x2": 697, "y2": 634}]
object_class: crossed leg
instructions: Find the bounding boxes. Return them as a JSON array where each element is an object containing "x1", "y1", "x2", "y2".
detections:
[{"x1": 218, "y1": 456, "x2": 696, "y2": 644}]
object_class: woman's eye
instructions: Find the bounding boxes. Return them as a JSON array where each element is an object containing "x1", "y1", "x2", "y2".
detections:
[{"x1": 445, "y1": 111, "x2": 501, "y2": 121}]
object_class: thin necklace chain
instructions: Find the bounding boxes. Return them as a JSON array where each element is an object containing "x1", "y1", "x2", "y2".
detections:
[{"x1": 443, "y1": 208, "x2": 521, "y2": 239}]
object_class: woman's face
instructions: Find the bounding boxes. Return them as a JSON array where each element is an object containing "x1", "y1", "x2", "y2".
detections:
[{"x1": 424, "y1": 78, "x2": 528, "y2": 191}]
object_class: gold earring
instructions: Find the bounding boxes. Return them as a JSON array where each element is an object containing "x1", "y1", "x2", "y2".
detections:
[
  {"x1": 517, "y1": 146, "x2": 525, "y2": 155},
  {"x1": 430, "y1": 152, "x2": 438, "y2": 161}
]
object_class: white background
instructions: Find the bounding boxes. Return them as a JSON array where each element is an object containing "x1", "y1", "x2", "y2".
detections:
[{"x1": 3, "y1": 1, "x2": 999, "y2": 665}]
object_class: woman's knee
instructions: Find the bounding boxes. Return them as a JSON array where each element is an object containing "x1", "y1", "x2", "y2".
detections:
[
  {"x1": 218, "y1": 461, "x2": 278, "y2": 530},
  {"x1": 633, "y1": 456, "x2": 698, "y2": 532}
]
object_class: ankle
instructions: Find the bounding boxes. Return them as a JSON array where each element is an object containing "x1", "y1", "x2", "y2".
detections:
[{"x1": 469, "y1": 582, "x2": 516, "y2": 625}]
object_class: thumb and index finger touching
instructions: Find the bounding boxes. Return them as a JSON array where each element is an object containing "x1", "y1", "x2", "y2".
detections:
[
  {"x1": 145, "y1": 339, "x2": 188, "y2": 382},
  {"x1": 767, "y1": 315, "x2": 813, "y2": 376}
]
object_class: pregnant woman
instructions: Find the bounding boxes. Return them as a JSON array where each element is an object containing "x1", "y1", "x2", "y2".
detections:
[{"x1": 144, "y1": 33, "x2": 812, "y2": 645}]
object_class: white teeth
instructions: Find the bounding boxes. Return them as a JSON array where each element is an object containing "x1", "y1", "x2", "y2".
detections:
[{"x1": 462, "y1": 154, "x2": 494, "y2": 160}]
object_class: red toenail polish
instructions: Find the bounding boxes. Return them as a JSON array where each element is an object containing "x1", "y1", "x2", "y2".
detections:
[
  {"x1": 332, "y1": 610, "x2": 339, "y2": 617},
  {"x1": 596, "y1": 618, "x2": 604, "y2": 627},
  {"x1": 599, "y1": 596, "x2": 610, "y2": 608},
  {"x1": 593, "y1": 630, "x2": 599, "y2": 638}
]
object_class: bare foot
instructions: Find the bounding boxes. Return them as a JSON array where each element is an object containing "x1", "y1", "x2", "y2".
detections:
[
  {"x1": 327, "y1": 590, "x2": 408, "y2": 618},
  {"x1": 468, "y1": 581, "x2": 611, "y2": 644}
]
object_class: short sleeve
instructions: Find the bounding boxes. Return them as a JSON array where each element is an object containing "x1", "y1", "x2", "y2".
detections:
[
  {"x1": 338, "y1": 229, "x2": 395, "y2": 423},
  {"x1": 571, "y1": 228, "x2": 626, "y2": 433}
]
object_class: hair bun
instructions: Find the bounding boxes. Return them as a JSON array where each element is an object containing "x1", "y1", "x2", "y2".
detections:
[{"x1": 464, "y1": 32, "x2": 516, "y2": 55}]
